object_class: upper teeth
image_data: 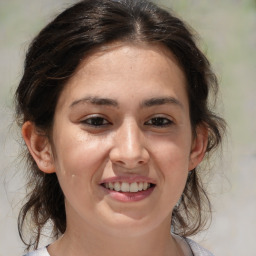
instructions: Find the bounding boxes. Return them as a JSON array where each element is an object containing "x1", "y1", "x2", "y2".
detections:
[{"x1": 104, "y1": 182, "x2": 151, "y2": 192}]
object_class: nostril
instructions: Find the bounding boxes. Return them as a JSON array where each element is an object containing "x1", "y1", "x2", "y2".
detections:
[
  {"x1": 109, "y1": 143, "x2": 150, "y2": 168},
  {"x1": 109, "y1": 155, "x2": 149, "y2": 168},
  {"x1": 115, "y1": 160, "x2": 126, "y2": 166}
]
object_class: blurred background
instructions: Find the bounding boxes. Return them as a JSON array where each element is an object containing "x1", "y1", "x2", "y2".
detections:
[{"x1": 0, "y1": 0, "x2": 255, "y2": 255}]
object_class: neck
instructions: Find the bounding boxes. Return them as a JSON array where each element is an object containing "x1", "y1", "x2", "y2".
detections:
[{"x1": 48, "y1": 217, "x2": 183, "y2": 256}]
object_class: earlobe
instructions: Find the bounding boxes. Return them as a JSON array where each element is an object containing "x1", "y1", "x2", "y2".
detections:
[
  {"x1": 22, "y1": 121, "x2": 55, "y2": 174},
  {"x1": 189, "y1": 124, "x2": 208, "y2": 171}
]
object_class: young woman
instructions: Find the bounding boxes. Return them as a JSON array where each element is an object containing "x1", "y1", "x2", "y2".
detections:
[{"x1": 16, "y1": 0, "x2": 225, "y2": 255}]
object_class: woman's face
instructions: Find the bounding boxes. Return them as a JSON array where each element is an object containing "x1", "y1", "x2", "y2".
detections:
[{"x1": 48, "y1": 43, "x2": 204, "y2": 236}]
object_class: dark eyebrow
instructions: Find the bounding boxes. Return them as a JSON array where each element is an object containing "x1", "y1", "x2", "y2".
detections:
[
  {"x1": 70, "y1": 97, "x2": 118, "y2": 108},
  {"x1": 141, "y1": 97, "x2": 184, "y2": 109}
]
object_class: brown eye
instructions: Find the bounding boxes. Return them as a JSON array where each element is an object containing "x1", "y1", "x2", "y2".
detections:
[
  {"x1": 81, "y1": 116, "x2": 110, "y2": 127},
  {"x1": 145, "y1": 117, "x2": 173, "y2": 127}
]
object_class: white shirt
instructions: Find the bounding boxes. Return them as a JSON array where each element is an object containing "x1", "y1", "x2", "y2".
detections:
[{"x1": 24, "y1": 237, "x2": 214, "y2": 256}]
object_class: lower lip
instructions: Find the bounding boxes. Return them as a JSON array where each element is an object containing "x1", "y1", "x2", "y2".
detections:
[{"x1": 101, "y1": 186, "x2": 155, "y2": 202}]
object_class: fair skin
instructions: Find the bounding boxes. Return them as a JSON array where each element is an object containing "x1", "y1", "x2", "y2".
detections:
[{"x1": 22, "y1": 43, "x2": 208, "y2": 256}]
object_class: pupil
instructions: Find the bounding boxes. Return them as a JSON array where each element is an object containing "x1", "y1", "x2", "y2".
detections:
[
  {"x1": 92, "y1": 117, "x2": 103, "y2": 125},
  {"x1": 153, "y1": 118, "x2": 163, "y2": 125}
]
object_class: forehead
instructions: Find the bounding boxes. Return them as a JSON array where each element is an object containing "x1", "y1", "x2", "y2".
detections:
[
  {"x1": 76, "y1": 42, "x2": 184, "y2": 78},
  {"x1": 57, "y1": 42, "x2": 188, "y2": 109}
]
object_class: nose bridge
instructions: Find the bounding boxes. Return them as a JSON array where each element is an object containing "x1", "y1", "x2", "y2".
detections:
[
  {"x1": 110, "y1": 118, "x2": 149, "y2": 167},
  {"x1": 119, "y1": 118, "x2": 142, "y2": 155}
]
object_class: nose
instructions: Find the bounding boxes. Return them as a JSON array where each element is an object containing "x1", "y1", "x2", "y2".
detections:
[{"x1": 109, "y1": 119, "x2": 150, "y2": 169}]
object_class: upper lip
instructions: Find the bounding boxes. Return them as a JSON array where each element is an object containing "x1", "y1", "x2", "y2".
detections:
[{"x1": 100, "y1": 176, "x2": 156, "y2": 185}]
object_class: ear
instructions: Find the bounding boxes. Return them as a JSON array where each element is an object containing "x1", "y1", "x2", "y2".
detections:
[
  {"x1": 189, "y1": 124, "x2": 208, "y2": 171},
  {"x1": 22, "y1": 121, "x2": 55, "y2": 174}
]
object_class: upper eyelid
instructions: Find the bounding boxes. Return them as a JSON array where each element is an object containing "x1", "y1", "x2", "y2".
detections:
[
  {"x1": 81, "y1": 114, "x2": 108, "y2": 120},
  {"x1": 146, "y1": 115, "x2": 174, "y2": 121}
]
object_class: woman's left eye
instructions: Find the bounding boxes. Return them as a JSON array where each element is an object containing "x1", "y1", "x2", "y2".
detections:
[
  {"x1": 81, "y1": 116, "x2": 110, "y2": 127},
  {"x1": 145, "y1": 117, "x2": 173, "y2": 127}
]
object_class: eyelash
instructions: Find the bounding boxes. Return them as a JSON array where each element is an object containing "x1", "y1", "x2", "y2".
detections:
[
  {"x1": 144, "y1": 117, "x2": 173, "y2": 127},
  {"x1": 80, "y1": 116, "x2": 111, "y2": 127},
  {"x1": 80, "y1": 116, "x2": 173, "y2": 128}
]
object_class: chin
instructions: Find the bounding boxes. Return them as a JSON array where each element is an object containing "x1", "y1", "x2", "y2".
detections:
[{"x1": 97, "y1": 211, "x2": 165, "y2": 237}]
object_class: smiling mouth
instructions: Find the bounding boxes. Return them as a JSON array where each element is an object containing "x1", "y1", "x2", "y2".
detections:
[{"x1": 101, "y1": 182, "x2": 155, "y2": 193}]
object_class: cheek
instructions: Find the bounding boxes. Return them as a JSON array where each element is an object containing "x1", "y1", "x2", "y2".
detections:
[
  {"x1": 150, "y1": 133, "x2": 192, "y2": 169},
  {"x1": 150, "y1": 136, "x2": 191, "y2": 196},
  {"x1": 158, "y1": 144, "x2": 190, "y2": 188},
  {"x1": 52, "y1": 127, "x2": 110, "y2": 182},
  {"x1": 52, "y1": 130, "x2": 112, "y2": 211}
]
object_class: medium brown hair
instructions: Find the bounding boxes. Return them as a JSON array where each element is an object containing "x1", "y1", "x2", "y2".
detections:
[{"x1": 15, "y1": 0, "x2": 226, "y2": 250}]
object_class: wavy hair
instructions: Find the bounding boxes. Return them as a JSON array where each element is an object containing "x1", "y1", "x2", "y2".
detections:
[{"x1": 15, "y1": 0, "x2": 226, "y2": 250}]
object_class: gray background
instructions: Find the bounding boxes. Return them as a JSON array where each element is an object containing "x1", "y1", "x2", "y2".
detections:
[{"x1": 1, "y1": 0, "x2": 256, "y2": 255}]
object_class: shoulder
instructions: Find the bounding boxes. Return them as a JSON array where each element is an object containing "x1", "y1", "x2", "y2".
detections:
[
  {"x1": 185, "y1": 238, "x2": 215, "y2": 256},
  {"x1": 23, "y1": 247, "x2": 50, "y2": 256}
]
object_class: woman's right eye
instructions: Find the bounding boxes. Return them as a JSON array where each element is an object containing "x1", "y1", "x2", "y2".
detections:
[{"x1": 80, "y1": 116, "x2": 110, "y2": 127}]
